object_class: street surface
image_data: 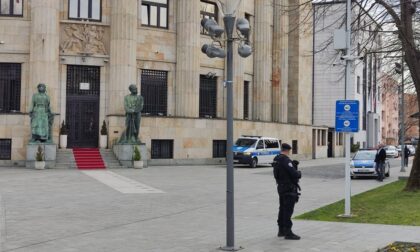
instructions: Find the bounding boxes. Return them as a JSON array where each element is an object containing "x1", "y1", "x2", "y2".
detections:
[{"x1": 0, "y1": 157, "x2": 417, "y2": 252}]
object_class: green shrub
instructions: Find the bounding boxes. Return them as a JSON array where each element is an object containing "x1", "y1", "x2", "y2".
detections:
[
  {"x1": 60, "y1": 120, "x2": 68, "y2": 135},
  {"x1": 351, "y1": 143, "x2": 360, "y2": 153},
  {"x1": 133, "y1": 146, "x2": 141, "y2": 161},
  {"x1": 100, "y1": 120, "x2": 107, "y2": 135},
  {"x1": 35, "y1": 146, "x2": 44, "y2": 162}
]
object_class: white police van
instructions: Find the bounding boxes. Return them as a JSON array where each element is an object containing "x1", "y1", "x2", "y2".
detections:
[{"x1": 233, "y1": 135, "x2": 281, "y2": 168}]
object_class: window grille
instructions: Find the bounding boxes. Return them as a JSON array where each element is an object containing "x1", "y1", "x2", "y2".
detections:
[
  {"x1": 141, "y1": 0, "x2": 168, "y2": 28},
  {"x1": 200, "y1": 1, "x2": 218, "y2": 34},
  {"x1": 213, "y1": 140, "x2": 226, "y2": 158},
  {"x1": 292, "y1": 140, "x2": 298, "y2": 154},
  {"x1": 151, "y1": 139, "x2": 173, "y2": 159},
  {"x1": 69, "y1": 0, "x2": 101, "y2": 21},
  {"x1": 141, "y1": 69, "x2": 168, "y2": 116},
  {"x1": 0, "y1": 63, "x2": 21, "y2": 113},
  {"x1": 0, "y1": 139, "x2": 11, "y2": 160},
  {"x1": 199, "y1": 75, "x2": 217, "y2": 118},
  {"x1": 0, "y1": 0, "x2": 23, "y2": 16},
  {"x1": 243, "y1": 81, "x2": 249, "y2": 119}
]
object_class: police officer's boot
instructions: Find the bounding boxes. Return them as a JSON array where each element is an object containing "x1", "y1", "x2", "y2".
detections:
[
  {"x1": 277, "y1": 227, "x2": 285, "y2": 237},
  {"x1": 284, "y1": 229, "x2": 301, "y2": 240}
]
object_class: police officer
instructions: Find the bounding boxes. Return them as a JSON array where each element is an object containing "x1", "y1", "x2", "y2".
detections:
[{"x1": 273, "y1": 143, "x2": 302, "y2": 240}]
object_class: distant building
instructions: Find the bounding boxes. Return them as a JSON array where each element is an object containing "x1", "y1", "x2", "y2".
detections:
[
  {"x1": 405, "y1": 94, "x2": 419, "y2": 143},
  {"x1": 313, "y1": 1, "x2": 382, "y2": 153},
  {"x1": 381, "y1": 75, "x2": 399, "y2": 145}
]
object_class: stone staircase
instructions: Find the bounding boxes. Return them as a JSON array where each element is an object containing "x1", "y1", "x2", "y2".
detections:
[
  {"x1": 99, "y1": 149, "x2": 126, "y2": 169},
  {"x1": 55, "y1": 149, "x2": 125, "y2": 169},
  {"x1": 55, "y1": 149, "x2": 76, "y2": 169}
]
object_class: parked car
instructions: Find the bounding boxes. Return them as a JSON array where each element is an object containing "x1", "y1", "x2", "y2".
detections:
[
  {"x1": 384, "y1": 145, "x2": 399, "y2": 158},
  {"x1": 350, "y1": 149, "x2": 390, "y2": 179},
  {"x1": 396, "y1": 145, "x2": 416, "y2": 156},
  {"x1": 233, "y1": 136, "x2": 281, "y2": 168}
]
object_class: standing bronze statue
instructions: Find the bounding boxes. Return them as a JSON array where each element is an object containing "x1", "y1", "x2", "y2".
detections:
[
  {"x1": 29, "y1": 83, "x2": 54, "y2": 143},
  {"x1": 118, "y1": 84, "x2": 144, "y2": 144}
]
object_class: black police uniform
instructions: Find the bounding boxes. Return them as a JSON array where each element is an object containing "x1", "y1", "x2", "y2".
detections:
[{"x1": 273, "y1": 153, "x2": 301, "y2": 240}]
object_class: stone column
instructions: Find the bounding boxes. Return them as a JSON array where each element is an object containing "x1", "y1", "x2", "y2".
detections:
[
  {"x1": 253, "y1": 0, "x2": 273, "y2": 121},
  {"x1": 272, "y1": 2, "x2": 289, "y2": 123},
  {"x1": 288, "y1": 0, "x2": 313, "y2": 124},
  {"x1": 29, "y1": 0, "x2": 60, "y2": 112},
  {"x1": 109, "y1": 0, "x2": 138, "y2": 115},
  {"x1": 175, "y1": 0, "x2": 201, "y2": 117}
]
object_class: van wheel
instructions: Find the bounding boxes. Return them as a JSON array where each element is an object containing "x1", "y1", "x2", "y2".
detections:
[
  {"x1": 250, "y1": 158, "x2": 257, "y2": 168},
  {"x1": 385, "y1": 171, "x2": 390, "y2": 177}
]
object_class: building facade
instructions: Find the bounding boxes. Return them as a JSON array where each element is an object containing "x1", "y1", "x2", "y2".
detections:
[
  {"x1": 381, "y1": 75, "x2": 399, "y2": 145},
  {"x1": 313, "y1": 1, "x2": 382, "y2": 153},
  {"x1": 0, "y1": 0, "x2": 316, "y2": 165}
]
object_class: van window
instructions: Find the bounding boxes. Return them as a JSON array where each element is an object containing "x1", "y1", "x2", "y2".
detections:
[
  {"x1": 266, "y1": 139, "x2": 279, "y2": 149},
  {"x1": 256, "y1": 140, "x2": 265, "y2": 149},
  {"x1": 235, "y1": 138, "x2": 257, "y2": 147}
]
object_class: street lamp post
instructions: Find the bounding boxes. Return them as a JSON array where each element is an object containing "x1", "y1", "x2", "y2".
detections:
[
  {"x1": 200, "y1": 1, "x2": 251, "y2": 250},
  {"x1": 396, "y1": 57, "x2": 406, "y2": 172}
]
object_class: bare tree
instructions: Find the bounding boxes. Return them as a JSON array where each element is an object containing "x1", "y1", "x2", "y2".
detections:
[{"x1": 281, "y1": 0, "x2": 420, "y2": 190}]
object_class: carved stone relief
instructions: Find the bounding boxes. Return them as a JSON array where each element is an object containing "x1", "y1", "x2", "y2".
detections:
[{"x1": 60, "y1": 24, "x2": 108, "y2": 55}]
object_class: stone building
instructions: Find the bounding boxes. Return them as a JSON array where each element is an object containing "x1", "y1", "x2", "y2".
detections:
[
  {"x1": 0, "y1": 0, "x2": 315, "y2": 165},
  {"x1": 381, "y1": 75, "x2": 399, "y2": 145}
]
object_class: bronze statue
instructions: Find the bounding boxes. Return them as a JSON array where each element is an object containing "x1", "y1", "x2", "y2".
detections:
[
  {"x1": 29, "y1": 83, "x2": 54, "y2": 143},
  {"x1": 118, "y1": 84, "x2": 144, "y2": 144}
]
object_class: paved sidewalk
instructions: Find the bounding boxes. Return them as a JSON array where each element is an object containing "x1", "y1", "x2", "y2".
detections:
[{"x1": 0, "y1": 160, "x2": 417, "y2": 252}]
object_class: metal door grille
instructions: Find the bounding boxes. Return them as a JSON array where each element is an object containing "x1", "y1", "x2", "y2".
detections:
[
  {"x1": 199, "y1": 75, "x2": 217, "y2": 118},
  {"x1": 141, "y1": 69, "x2": 168, "y2": 116},
  {"x1": 0, "y1": 139, "x2": 11, "y2": 160},
  {"x1": 66, "y1": 65, "x2": 100, "y2": 148},
  {"x1": 151, "y1": 140, "x2": 173, "y2": 159},
  {"x1": 0, "y1": 63, "x2": 21, "y2": 113}
]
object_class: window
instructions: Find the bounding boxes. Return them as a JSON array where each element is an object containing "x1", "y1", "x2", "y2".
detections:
[
  {"x1": 200, "y1": 1, "x2": 218, "y2": 34},
  {"x1": 0, "y1": 0, "x2": 23, "y2": 16},
  {"x1": 0, "y1": 139, "x2": 11, "y2": 160},
  {"x1": 141, "y1": 0, "x2": 168, "y2": 28},
  {"x1": 151, "y1": 139, "x2": 173, "y2": 159},
  {"x1": 0, "y1": 63, "x2": 21, "y2": 113},
  {"x1": 265, "y1": 139, "x2": 279, "y2": 149},
  {"x1": 243, "y1": 81, "x2": 249, "y2": 119},
  {"x1": 141, "y1": 69, "x2": 168, "y2": 116},
  {"x1": 292, "y1": 140, "x2": 298, "y2": 154},
  {"x1": 244, "y1": 13, "x2": 251, "y2": 41},
  {"x1": 213, "y1": 140, "x2": 226, "y2": 158},
  {"x1": 357, "y1": 76, "x2": 360, "y2": 94},
  {"x1": 69, "y1": 0, "x2": 101, "y2": 21},
  {"x1": 256, "y1": 140, "x2": 265, "y2": 149},
  {"x1": 199, "y1": 75, "x2": 217, "y2": 118}
]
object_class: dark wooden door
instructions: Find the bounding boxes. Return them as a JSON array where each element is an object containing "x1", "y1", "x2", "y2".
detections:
[{"x1": 66, "y1": 65, "x2": 100, "y2": 148}]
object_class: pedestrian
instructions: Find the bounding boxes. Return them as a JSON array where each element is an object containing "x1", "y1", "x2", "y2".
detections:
[
  {"x1": 404, "y1": 145, "x2": 410, "y2": 167},
  {"x1": 374, "y1": 144, "x2": 386, "y2": 182},
  {"x1": 272, "y1": 143, "x2": 302, "y2": 240}
]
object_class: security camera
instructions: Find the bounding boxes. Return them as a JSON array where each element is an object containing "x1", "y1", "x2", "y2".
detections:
[
  {"x1": 201, "y1": 44, "x2": 226, "y2": 58},
  {"x1": 238, "y1": 43, "x2": 252, "y2": 58},
  {"x1": 236, "y1": 18, "x2": 250, "y2": 37}
]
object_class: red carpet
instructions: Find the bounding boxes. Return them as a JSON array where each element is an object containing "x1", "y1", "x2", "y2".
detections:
[{"x1": 73, "y1": 148, "x2": 106, "y2": 169}]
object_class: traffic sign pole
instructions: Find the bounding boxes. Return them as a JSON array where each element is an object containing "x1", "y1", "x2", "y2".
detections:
[{"x1": 336, "y1": 100, "x2": 358, "y2": 218}]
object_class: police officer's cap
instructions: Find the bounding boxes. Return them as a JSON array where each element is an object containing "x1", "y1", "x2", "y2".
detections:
[{"x1": 281, "y1": 143, "x2": 292, "y2": 151}]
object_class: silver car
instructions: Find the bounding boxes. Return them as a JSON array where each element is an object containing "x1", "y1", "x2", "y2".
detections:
[{"x1": 350, "y1": 149, "x2": 390, "y2": 179}]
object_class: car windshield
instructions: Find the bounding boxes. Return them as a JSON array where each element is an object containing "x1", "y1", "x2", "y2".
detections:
[
  {"x1": 353, "y1": 151, "x2": 377, "y2": 160},
  {"x1": 235, "y1": 138, "x2": 257, "y2": 147}
]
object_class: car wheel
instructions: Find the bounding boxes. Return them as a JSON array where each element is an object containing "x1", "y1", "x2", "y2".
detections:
[
  {"x1": 250, "y1": 158, "x2": 258, "y2": 168},
  {"x1": 351, "y1": 175, "x2": 356, "y2": 179}
]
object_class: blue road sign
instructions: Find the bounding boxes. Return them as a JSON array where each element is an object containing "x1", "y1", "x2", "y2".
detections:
[{"x1": 336, "y1": 100, "x2": 359, "y2": 133}]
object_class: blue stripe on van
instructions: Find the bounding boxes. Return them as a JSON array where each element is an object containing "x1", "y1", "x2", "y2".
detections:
[{"x1": 251, "y1": 150, "x2": 281, "y2": 156}]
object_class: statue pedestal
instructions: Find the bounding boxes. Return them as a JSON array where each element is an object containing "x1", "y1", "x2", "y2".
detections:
[
  {"x1": 26, "y1": 143, "x2": 57, "y2": 169},
  {"x1": 113, "y1": 144, "x2": 148, "y2": 168}
]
